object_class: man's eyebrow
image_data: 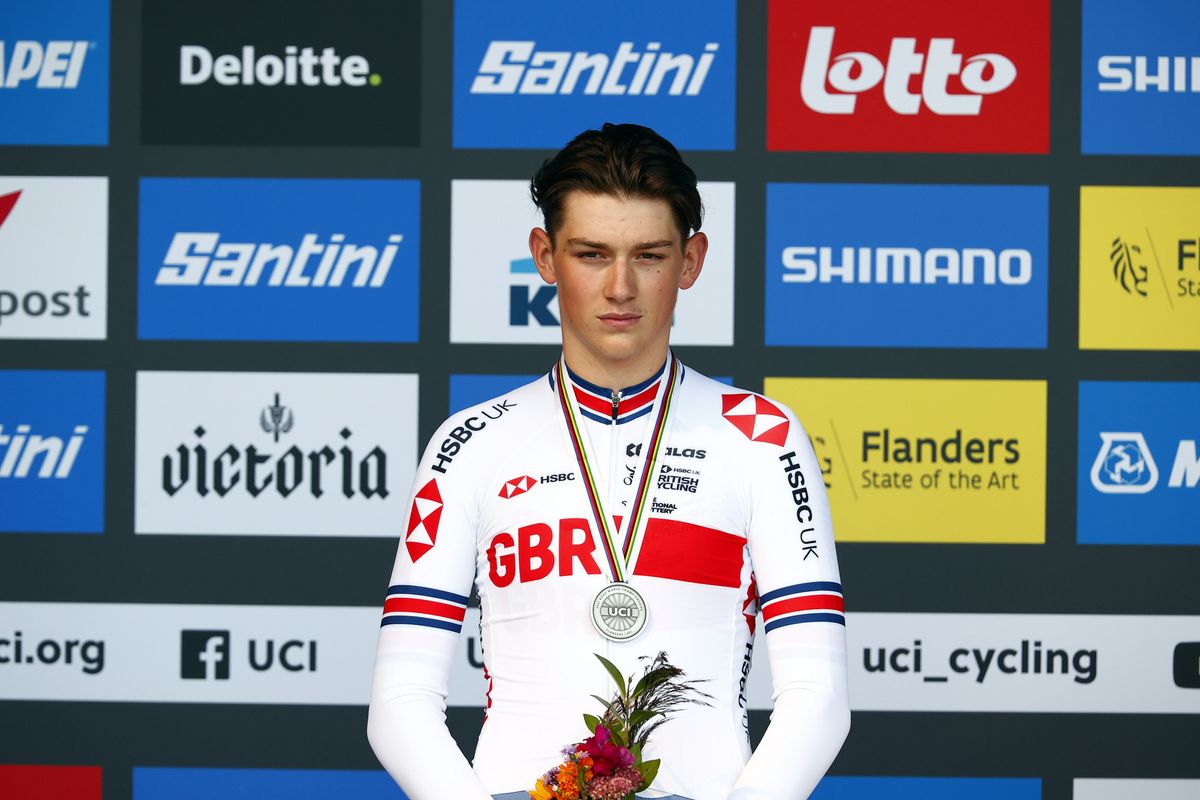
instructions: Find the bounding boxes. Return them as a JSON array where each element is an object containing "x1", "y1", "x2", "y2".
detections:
[
  {"x1": 566, "y1": 238, "x2": 609, "y2": 249},
  {"x1": 635, "y1": 240, "x2": 675, "y2": 249}
]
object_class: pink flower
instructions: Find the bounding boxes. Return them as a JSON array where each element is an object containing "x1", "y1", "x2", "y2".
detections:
[
  {"x1": 579, "y1": 725, "x2": 634, "y2": 778},
  {"x1": 587, "y1": 765, "x2": 643, "y2": 800}
]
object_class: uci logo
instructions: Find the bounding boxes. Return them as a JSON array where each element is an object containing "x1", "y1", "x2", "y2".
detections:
[{"x1": 600, "y1": 606, "x2": 640, "y2": 619}]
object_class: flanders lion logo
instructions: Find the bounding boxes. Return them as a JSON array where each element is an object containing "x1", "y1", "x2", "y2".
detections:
[{"x1": 1110, "y1": 236, "x2": 1148, "y2": 297}]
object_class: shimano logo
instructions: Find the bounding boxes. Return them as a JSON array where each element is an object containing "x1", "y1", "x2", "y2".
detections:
[
  {"x1": 801, "y1": 27, "x2": 1016, "y2": 115},
  {"x1": 179, "y1": 45, "x2": 380, "y2": 87},
  {"x1": 1098, "y1": 55, "x2": 1200, "y2": 93},
  {"x1": 471, "y1": 40, "x2": 718, "y2": 96},
  {"x1": 782, "y1": 246, "x2": 1032, "y2": 285},
  {"x1": 0, "y1": 424, "x2": 89, "y2": 479},
  {"x1": 0, "y1": 40, "x2": 89, "y2": 89},
  {"x1": 155, "y1": 232, "x2": 404, "y2": 287}
]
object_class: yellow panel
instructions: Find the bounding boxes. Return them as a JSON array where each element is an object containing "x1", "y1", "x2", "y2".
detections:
[
  {"x1": 763, "y1": 378, "x2": 1047, "y2": 543},
  {"x1": 1080, "y1": 186, "x2": 1200, "y2": 351}
]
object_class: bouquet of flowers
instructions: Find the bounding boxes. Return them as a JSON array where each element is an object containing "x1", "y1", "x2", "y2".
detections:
[{"x1": 529, "y1": 652, "x2": 711, "y2": 800}]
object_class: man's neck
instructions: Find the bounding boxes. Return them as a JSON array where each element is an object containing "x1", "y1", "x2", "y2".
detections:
[{"x1": 561, "y1": 347, "x2": 670, "y2": 392}]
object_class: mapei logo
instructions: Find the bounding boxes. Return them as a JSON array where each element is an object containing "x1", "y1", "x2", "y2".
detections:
[
  {"x1": 721, "y1": 393, "x2": 790, "y2": 446},
  {"x1": 766, "y1": 184, "x2": 1048, "y2": 348},
  {"x1": 138, "y1": 178, "x2": 420, "y2": 343},
  {"x1": 452, "y1": 0, "x2": 736, "y2": 149},
  {"x1": 767, "y1": 0, "x2": 1048, "y2": 153},
  {"x1": 0, "y1": 0, "x2": 109, "y2": 145},
  {"x1": 498, "y1": 475, "x2": 536, "y2": 499},
  {"x1": 1078, "y1": 381, "x2": 1200, "y2": 545},
  {"x1": 1079, "y1": 187, "x2": 1200, "y2": 351},
  {"x1": 406, "y1": 479, "x2": 443, "y2": 562},
  {"x1": 1082, "y1": 0, "x2": 1200, "y2": 155}
]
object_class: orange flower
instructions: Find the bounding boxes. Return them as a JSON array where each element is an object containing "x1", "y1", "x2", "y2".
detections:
[{"x1": 528, "y1": 777, "x2": 558, "y2": 800}]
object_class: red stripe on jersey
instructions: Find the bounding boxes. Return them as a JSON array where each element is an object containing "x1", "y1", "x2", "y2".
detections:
[
  {"x1": 634, "y1": 518, "x2": 745, "y2": 588},
  {"x1": 0, "y1": 766, "x2": 102, "y2": 800},
  {"x1": 619, "y1": 383, "x2": 658, "y2": 413},
  {"x1": 383, "y1": 597, "x2": 467, "y2": 622},
  {"x1": 572, "y1": 386, "x2": 614, "y2": 416},
  {"x1": 761, "y1": 594, "x2": 845, "y2": 621}
]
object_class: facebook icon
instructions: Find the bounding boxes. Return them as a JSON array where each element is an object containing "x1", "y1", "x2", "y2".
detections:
[{"x1": 180, "y1": 630, "x2": 230, "y2": 680}]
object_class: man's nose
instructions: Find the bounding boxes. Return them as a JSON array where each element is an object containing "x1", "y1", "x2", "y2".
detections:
[{"x1": 605, "y1": 258, "x2": 636, "y2": 302}]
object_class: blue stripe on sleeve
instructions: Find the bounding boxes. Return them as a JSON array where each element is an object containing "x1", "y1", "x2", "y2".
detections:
[
  {"x1": 380, "y1": 616, "x2": 463, "y2": 633},
  {"x1": 764, "y1": 613, "x2": 846, "y2": 633},
  {"x1": 758, "y1": 581, "x2": 843, "y2": 605}
]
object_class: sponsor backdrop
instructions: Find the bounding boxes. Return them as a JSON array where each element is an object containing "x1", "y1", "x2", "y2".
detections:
[{"x1": 0, "y1": 1, "x2": 1196, "y2": 799}]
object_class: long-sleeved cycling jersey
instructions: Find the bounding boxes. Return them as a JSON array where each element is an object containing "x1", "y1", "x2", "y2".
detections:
[{"x1": 368, "y1": 356, "x2": 850, "y2": 800}]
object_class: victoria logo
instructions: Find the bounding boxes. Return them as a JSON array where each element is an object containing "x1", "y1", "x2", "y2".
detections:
[
  {"x1": 406, "y1": 479, "x2": 443, "y2": 562},
  {"x1": 721, "y1": 394, "x2": 790, "y2": 446},
  {"x1": 1090, "y1": 432, "x2": 1158, "y2": 494},
  {"x1": 260, "y1": 393, "x2": 294, "y2": 443}
]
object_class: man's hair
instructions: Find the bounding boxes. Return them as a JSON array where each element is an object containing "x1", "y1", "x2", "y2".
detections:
[{"x1": 530, "y1": 123, "x2": 703, "y2": 245}]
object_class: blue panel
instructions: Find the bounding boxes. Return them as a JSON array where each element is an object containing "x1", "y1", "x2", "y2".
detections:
[
  {"x1": 450, "y1": 374, "x2": 538, "y2": 415},
  {"x1": 0, "y1": 0, "x2": 109, "y2": 145},
  {"x1": 453, "y1": 0, "x2": 736, "y2": 149},
  {"x1": 812, "y1": 776, "x2": 1042, "y2": 800},
  {"x1": 133, "y1": 768, "x2": 407, "y2": 800},
  {"x1": 0, "y1": 370, "x2": 105, "y2": 534},
  {"x1": 1082, "y1": 0, "x2": 1200, "y2": 155},
  {"x1": 138, "y1": 178, "x2": 420, "y2": 343},
  {"x1": 1077, "y1": 381, "x2": 1200, "y2": 544},
  {"x1": 765, "y1": 184, "x2": 1049, "y2": 349}
]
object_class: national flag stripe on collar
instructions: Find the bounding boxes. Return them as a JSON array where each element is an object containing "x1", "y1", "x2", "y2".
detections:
[
  {"x1": 567, "y1": 361, "x2": 665, "y2": 425},
  {"x1": 381, "y1": 584, "x2": 469, "y2": 633},
  {"x1": 759, "y1": 581, "x2": 845, "y2": 632}
]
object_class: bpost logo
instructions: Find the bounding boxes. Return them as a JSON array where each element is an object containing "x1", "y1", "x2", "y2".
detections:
[
  {"x1": 138, "y1": 178, "x2": 420, "y2": 342},
  {"x1": 135, "y1": 371, "x2": 418, "y2": 536},
  {"x1": 1082, "y1": 0, "x2": 1200, "y2": 155},
  {"x1": 1080, "y1": 187, "x2": 1200, "y2": 351},
  {"x1": 141, "y1": 0, "x2": 420, "y2": 146},
  {"x1": 453, "y1": 0, "x2": 736, "y2": 149},
  {"x1": 763, "y1": 378, "x2": 1046, "y2": 543},
  {"x1": 0, "y1": 177, "x2": 107, "y2": 340},
  {"x1": 766, "y1": 0, "x2": 1048, "y2": 153},
  {"x1": 0, "y1": 0, "x2": 109, "y2": 145},
  {"x1": 449, "y1": 179, "x2": 735, "y2": 345},
  {"x1": 180, "y1": 629, "x2": 317, "y2": 680},
  {"x1": 0, "y1": 371, "x2": 105, "y2": 534},
  {"x1": 766, "y1": 184, "x2": 1048, "y2": 348},
  {"x1": 1078, "y1": 382, "x2": 1200, "y2": 545}
]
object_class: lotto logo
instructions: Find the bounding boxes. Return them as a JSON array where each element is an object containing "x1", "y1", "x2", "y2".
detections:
[{"x1": 767, "y1": 0, "x2": 1048, "y2": 153}]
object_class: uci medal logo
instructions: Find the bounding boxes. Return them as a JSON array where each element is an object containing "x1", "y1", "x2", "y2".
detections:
[{"x1": 592, "y1": 584, "x2": 648, "y2": 641}]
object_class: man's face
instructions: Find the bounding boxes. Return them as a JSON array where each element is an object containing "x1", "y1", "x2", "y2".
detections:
[{"x1": 529, "y1": 191, "x2": 706, "y2": 380}]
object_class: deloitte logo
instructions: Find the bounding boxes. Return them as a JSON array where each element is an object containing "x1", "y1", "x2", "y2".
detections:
[
  {"x1": 178, "y1": 45, "x2": 382, "y2": 88},
  {"x1": 1090, "y1": 432, "x2": 1158, "y2": 494}
]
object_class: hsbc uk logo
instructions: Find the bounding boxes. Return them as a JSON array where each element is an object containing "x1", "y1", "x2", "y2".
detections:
[
  {"x1": 722, "y1": 394, "x2": 790, "y2": 446},
  {"x1": 406, "y1": 479, "x2": 443, "y2": 562},
  {"x1": 498, "y1": 475, "x2": 536, "y2": 499},
  {"x1": 801, "y1": 27, "x2": 1016, "y2": 116}
]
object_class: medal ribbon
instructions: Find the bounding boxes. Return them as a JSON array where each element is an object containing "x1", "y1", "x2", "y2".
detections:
[{"x1": 555, "y1": 354, "x2": 679, "y2": 584}]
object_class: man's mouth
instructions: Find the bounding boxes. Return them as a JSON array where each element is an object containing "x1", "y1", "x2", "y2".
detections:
[{"x1": 598, "y1": 313, "x2": 641, "y2": 329}]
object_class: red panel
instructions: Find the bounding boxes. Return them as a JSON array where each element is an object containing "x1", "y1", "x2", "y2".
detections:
[
  {"x1": 0, "y1": 766, "x2": 102, "y2": 800},
  {"x1": 634, "y1": 518, "x2": 745, "y2": 588},
  {"x1": 767, "y1": 0, "x2": 1049, "y2": 153},
  {"x1": 383, "y1": 598, "x2": 467, "y2": 621},
  {"x1": 762, "y1": 593, "x2": 845, "y2": 621}
]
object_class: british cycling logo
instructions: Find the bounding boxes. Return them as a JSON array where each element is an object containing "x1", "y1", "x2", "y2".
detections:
[
  {"x1": 1090, "y1": 432, "x2": 1158, "y2": 494},
  {"x1": 406, "y1": 479, "x2": 443, "y2": 562}
]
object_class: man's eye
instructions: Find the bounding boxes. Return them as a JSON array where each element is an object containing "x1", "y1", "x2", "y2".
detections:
[
  {"x1": 579, "y1": 252, "x2": 603, "y2": 260},
  {"x1": 638, "y1": 252, "x2": 665, "y2": 262}
]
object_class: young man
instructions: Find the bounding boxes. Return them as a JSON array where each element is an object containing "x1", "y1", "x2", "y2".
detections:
[{"x1": 368, "y1": 124, "x2": 849, "y2": 800}]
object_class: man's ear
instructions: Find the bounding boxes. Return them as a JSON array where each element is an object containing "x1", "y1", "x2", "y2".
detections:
[
  {"x1": 529, "y1": 227, "x2": 557, "y2": 285},
  {"x1": 679, "y1": 231, "x2": 708, "y2": 290}
]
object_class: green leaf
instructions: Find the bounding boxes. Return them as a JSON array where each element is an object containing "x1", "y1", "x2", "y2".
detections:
[
  {"x1": 608, "y1": 724, "x2": 627, "y2": 747},
  {"x1": 590, "y1": 694, "x2": 611, "y2": 710},
  {"x1": 583, "y1": 713, "x2": 600, "y2": 733},
  {"x1": 630, "y1": 743, "x2": 642, "y2": 762},
  {"x1": 638, "y1": 758, "x2": 661, "y2": 788},
  {"x1": 595, "y1": 654, "x2": 629, "y2": 700},
  {"x1": 628, "y1": 709, "x2": 657, "y2": 729}
]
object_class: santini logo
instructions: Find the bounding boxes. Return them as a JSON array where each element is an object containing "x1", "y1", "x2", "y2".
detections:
[
  {"x1": 782, "y1": 246, "x2": 1032, "y2": 285},
  {"x1": 179, "y1": 45, "x2": 380, "y2": 87},
  {"x1": 155, "y1": 232, "x2": 404, "y2": 287},
  {"x1": 802, "y1": 27, "x2": 1016, "y2": 115},
  {"x1": 471, "y1": 41, "x2": 718, "y2": 96},
  {"x1": 0, "y1": 41, "x2": 90, "y2": 89},
  {"x1": 0, "y1": 424, "x2": 89, "y2": 479}
]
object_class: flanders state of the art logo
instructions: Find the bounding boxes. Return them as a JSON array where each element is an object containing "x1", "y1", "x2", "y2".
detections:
[{"x1": 1080, "y1": 186, "x2": 1200, "y2": 351}]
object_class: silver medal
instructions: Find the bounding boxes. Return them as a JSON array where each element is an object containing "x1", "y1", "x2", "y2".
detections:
[{"x1": 591, "y1": 583, "x2": 648, "y2": 641}]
